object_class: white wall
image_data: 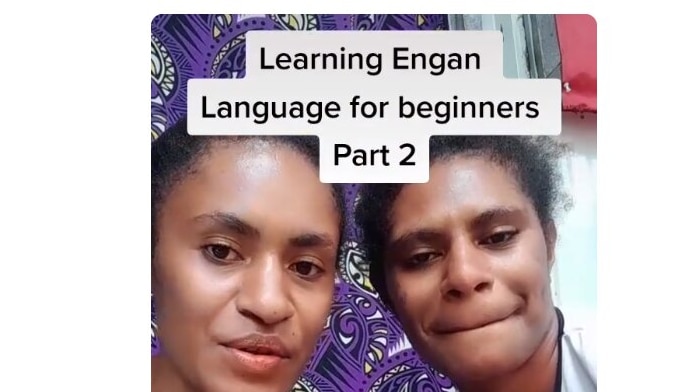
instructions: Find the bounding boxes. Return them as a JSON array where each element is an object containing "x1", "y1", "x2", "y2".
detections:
[{"x1": 551, "y1": 112, "x2": 597, "y2": 328}]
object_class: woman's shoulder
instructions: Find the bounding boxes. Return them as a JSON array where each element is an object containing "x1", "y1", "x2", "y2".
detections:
[{"x1": 560, "y1": 308, "x2": 597, "y2": 391}]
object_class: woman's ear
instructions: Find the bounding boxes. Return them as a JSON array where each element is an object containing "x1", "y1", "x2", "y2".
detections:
[{"x1": 544, "y1": 221, "x2": 558, "y2": 271}]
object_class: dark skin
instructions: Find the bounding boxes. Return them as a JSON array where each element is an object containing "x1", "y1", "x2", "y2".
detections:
[
  {"x1": 384, "y1": 156, "x2": 559, "y2": 392},
  {"x1": 151, "y1": 141, "x2": 341, "y2": 392}
]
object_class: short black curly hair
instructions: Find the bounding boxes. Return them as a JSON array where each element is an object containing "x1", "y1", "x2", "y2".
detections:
[
  {"x1": 151, "y1": 117, "x2": 346, "y2": 258},
  {"x1": 354, "y1": 135, "x2": 570, "y2": 309}
]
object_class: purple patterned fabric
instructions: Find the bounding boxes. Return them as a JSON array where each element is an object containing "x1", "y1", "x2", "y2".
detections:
[{"x1": 151, "y1": 14, "x2": 455, "y2": 391}]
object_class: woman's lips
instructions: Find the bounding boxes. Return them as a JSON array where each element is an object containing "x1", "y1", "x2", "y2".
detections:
[{"x1": 220, "y1": 333, "x2": 291, "y2": 374}]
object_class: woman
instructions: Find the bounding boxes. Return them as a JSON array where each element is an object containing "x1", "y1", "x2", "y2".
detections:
[
  {"x1": 356, "y1": 136, "x2": 596, "y2": 392},
  {"x1": 151, "y1": 118, "x2": 345, "y2": 392}
]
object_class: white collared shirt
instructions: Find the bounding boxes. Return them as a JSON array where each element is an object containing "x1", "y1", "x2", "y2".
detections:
[{"x1": 559, "y1": 310, "x2": 597, "y2": 392}]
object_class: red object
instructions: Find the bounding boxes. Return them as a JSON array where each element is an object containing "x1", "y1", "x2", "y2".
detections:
[{"x1": 556, "y1": 14, "x2": 597, "y2": 113}]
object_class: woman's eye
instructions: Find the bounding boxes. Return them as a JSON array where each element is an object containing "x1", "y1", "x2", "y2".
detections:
[
  {"x1": 290, "y1": 261, "x2": 323, "y2": 278},
  {"x1": 406, "y1": 251, "x2": 440, "y2": 266},
  {"x1": 480, "y1": 230, "x2": 519, "y2": 246},
  {"x1": 203, "y1": 244, "x2": 241, "y2": 263}
]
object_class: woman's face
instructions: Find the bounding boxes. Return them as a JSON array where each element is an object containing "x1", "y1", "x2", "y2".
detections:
[
  {"x1": 382, "y1": 156, "x2": 555, "y2": 385},
  {"x1": 153, "y1": 140, "x2": 341, "y2": 392}
]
